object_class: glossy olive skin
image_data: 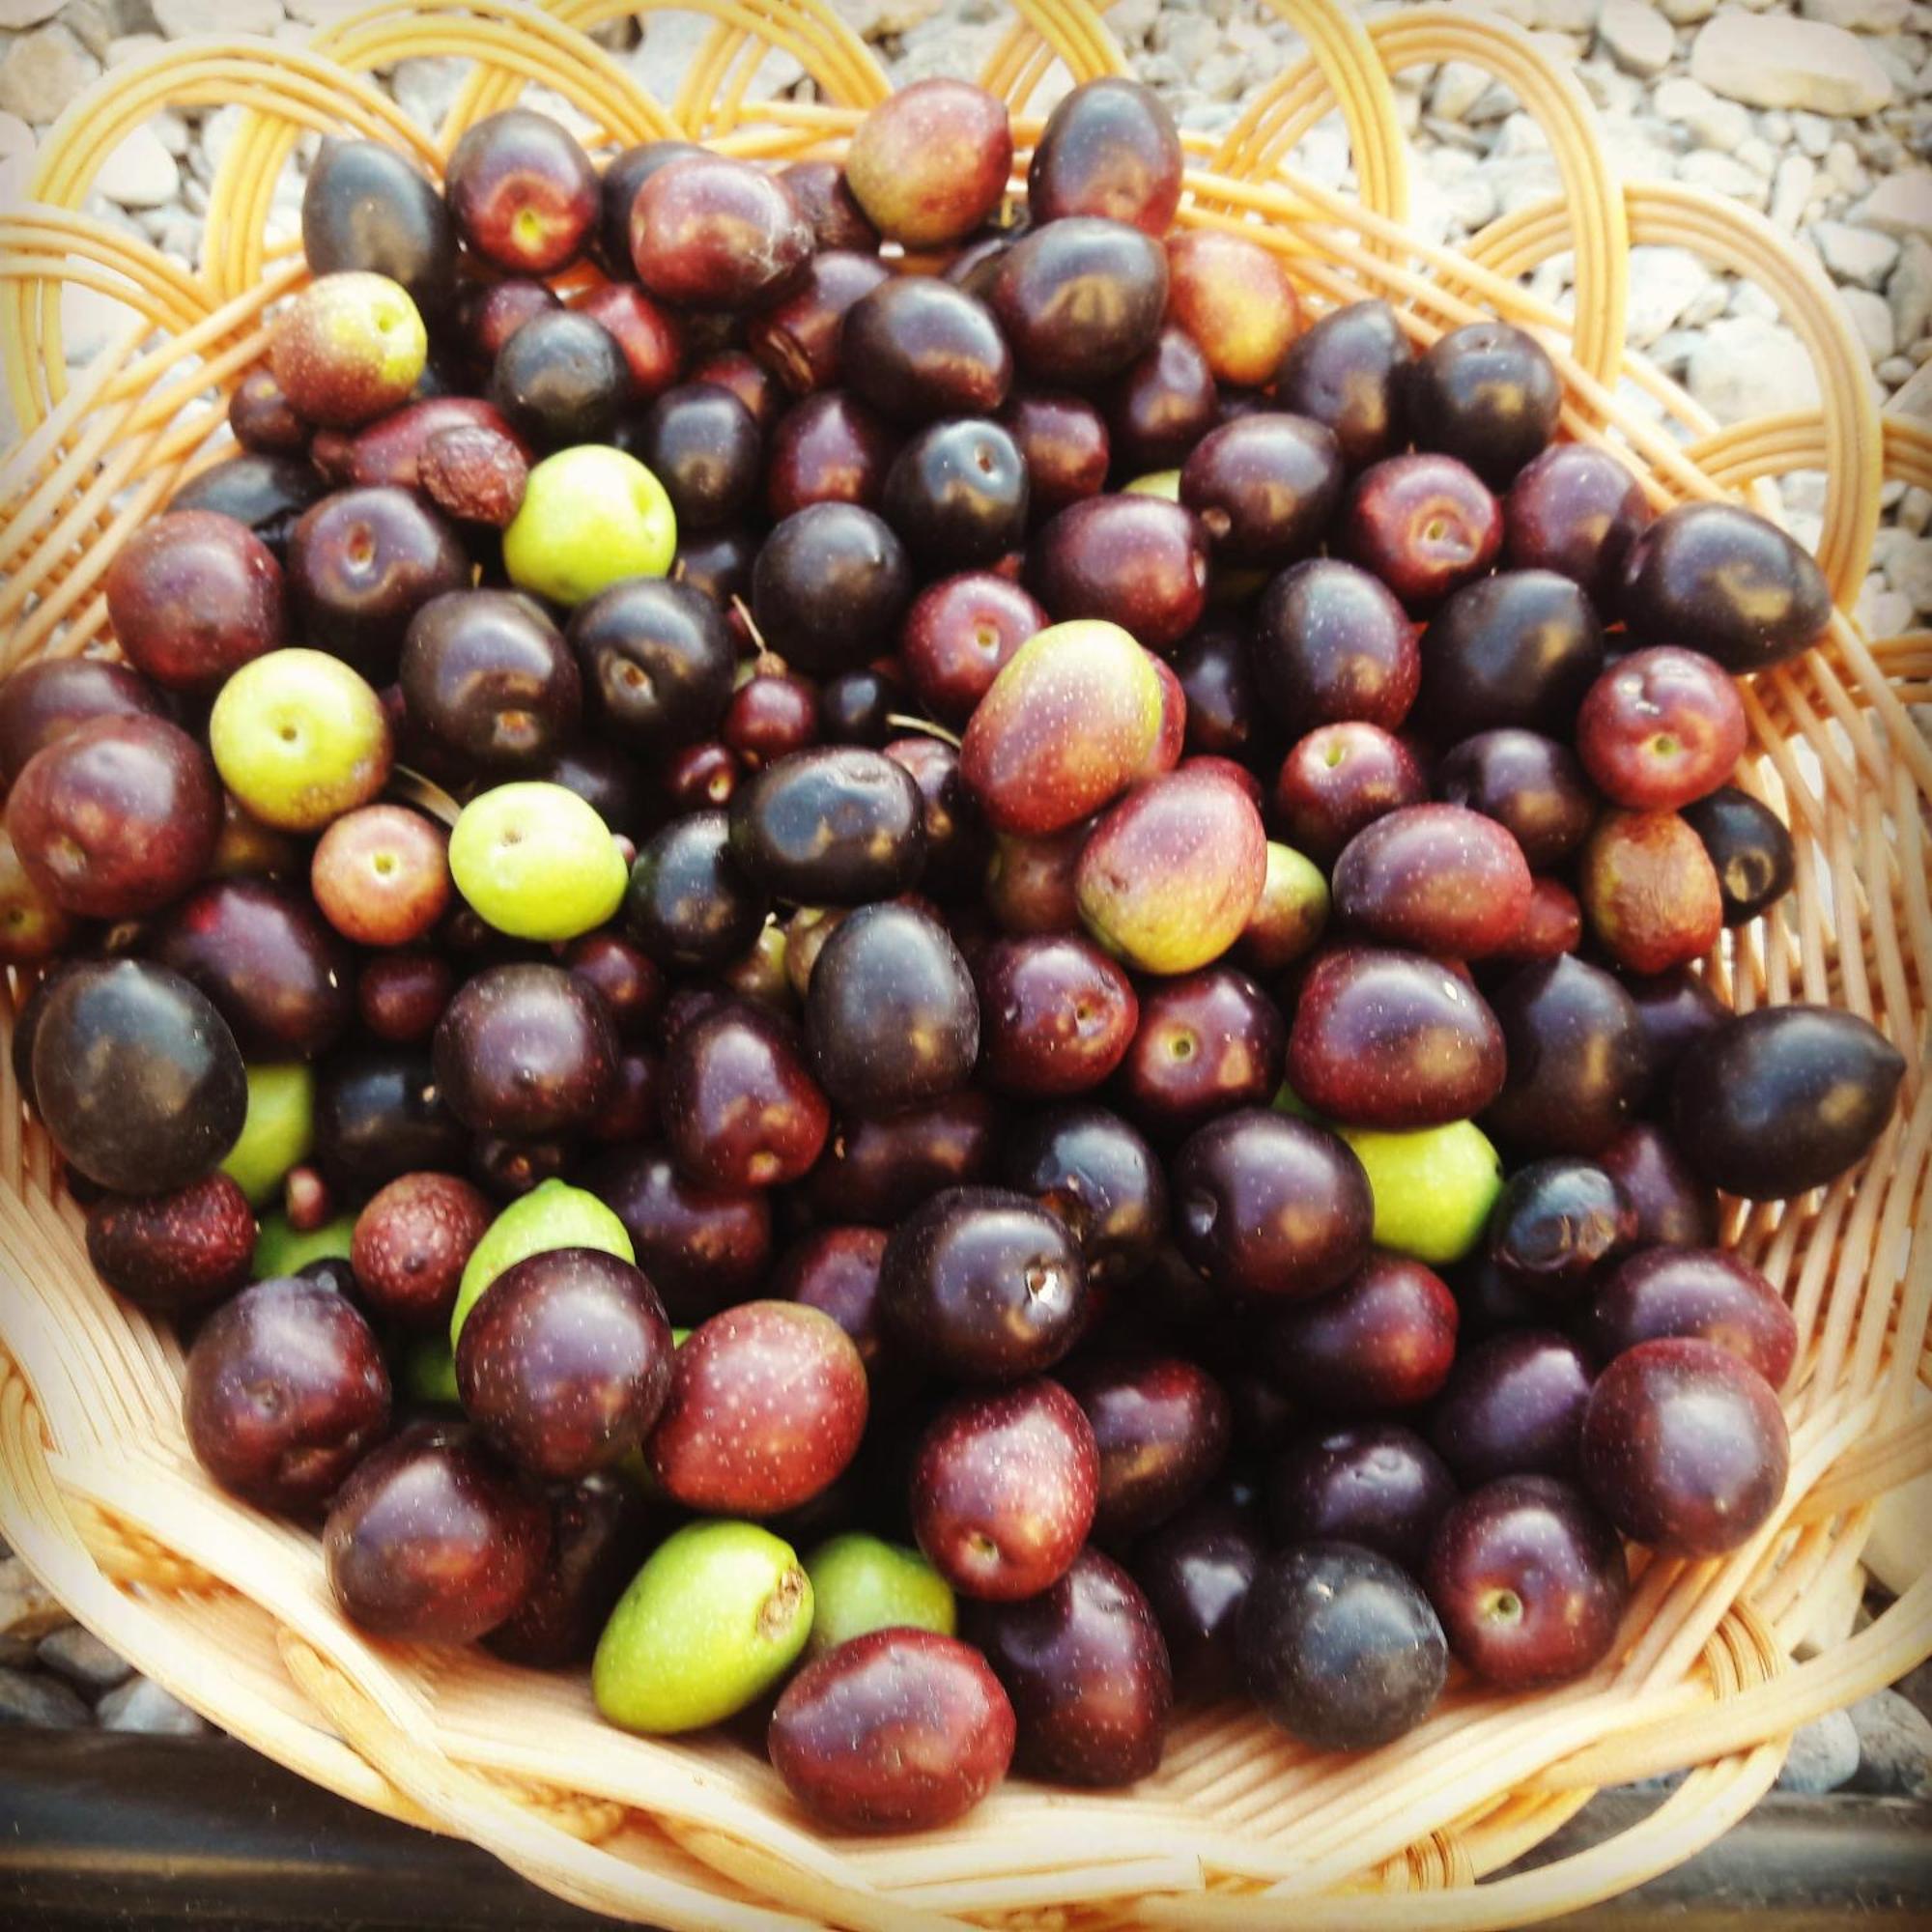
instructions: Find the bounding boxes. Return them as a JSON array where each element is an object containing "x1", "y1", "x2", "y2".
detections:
[
  {"x1": 350, "y1": 1172, "x2": 491, "y2": 1329},
  {"x1": 1122, "y1": 967, "x2": 1285, "y2": 1139},
  {"x1": 1262, "y1": 1252, "x2": 1459, "y2": 1413},
  {"x1": 628, "y1": 153, "x2": 810, "y2": 309},
  {"x1": 185, "y1": 1277, "x2": 390, "y2": 1514},
  {"x1": 663, "y1": 1001, "x2": 830, "y2": 1190},
  {"x1": 752, "y1": 503, "x2": 915, "y2": 677},
  {"x1": 1252, "y1": 558, "x2": 1417, "y2": 735},
  {"x1": 150, "y1": 876, "x2": 352, "y2": 1062},
  {"x1": 562, "y1": 933, "x2": 662, "y2": 1045},
  {"x1": 31, "y1": 960, "x2": 247, "y2": 1195},
  {"x1": 1064, "y1": 1354, "x2": 1232, "y2": 1543},
  {"x1": 810, "y1": 662, "x2": 900, "y2": 745},
  {"x1": 748, "y1": 251, "x2": 891, "y2": 396},
  {"x1": 1170, "y1": 1109, "x2": 1374, "y2": 1302},
  {"x1": 457, "y1": 282, "x2": 559, "y2": 368},
  {"x1": 1430, "y1": 1329, "x2": 1594, "y2": 1487},
  {"x1": 1028, "y1": 76, "x2": 1181, "y2": 234},
  {"x1": 1266, "y1": 1422, "x2": 1458, "y2": 1575},
  {"x1": 286, "y1": 486, "x2": 469, "y2": 679},
  {"x1": 538, "y1": 739, "x2": 648, "y2": 839},
  {"x1": 1287, "y1": 946, "x2": 1505, "y2": 1130},
  {"x1": 977, "y1": 933, "x2": 1137, "y2": 1098},
  {"x1": 766, "y1": 391, "x2": 897, "y2": 519},
  {"x1": 597, "y1": 138, "x2": 702, "y2": 272},
  {"x1": 585, "y1": 1144, "x2": 772, "y2": 1324},
  {"x1": 1619, "y1": 501, "x2": 1833, "y2": 673},
  {"x1": 773, "y1": 1225, "x2": 891, "y2": 1375},
  {"x1": 1109, "y1": 327, "x2": 1217, "y2": 473},
  {"x1": 1273, "y1": 298, "x2": 1412, "y2": 470},
  {"x1": 615, "y1": 384, "x2": 757, "y2": 535},
  {"x1": 726, "y1": 747, "x2": 926, "y2": 908},
  {"x1": 489, "y1": 311, "x2": 630, "y2": 448},
  {"x1": 1618, "y1": 963, "x2": 1728, "y2": 1075},
  {"x1": 485, "y1": 1471, "x2": 657, "y2": 1667},
  {"x1": 779, "y1": 158, "x2": 879, "y2": 252},
  {"x1": 0, "y1": 657, "x2": 172, "y2": 786},
  {"x1": 1027, "y1": 495, "x2": 1208, "y2": 650},
  {"x1": 1485, "y1": 1159, "x2": 1635, "y2": 1299},
  {"x1": 725, "y1": 671, "x2": 820, "y2": 771},
  {"x1": 1169, "y1": 617, "x2": 1261, "y2": 761},
  {"x1": 809, "y1": 1088, "x2": 999, "y2": 1226},
  {"x1": 1414, "y1": 570, "x2": 1605, "y2": 747},
  {"x1": 1580, "y1": 1248, "x2": 1797, "y2": 1385},
  {"x1": 1343, "y1": 453, "x2": 1502, "y2": 609},
  {"x1": 648, "y1": 1300, "x2": 868, "y2": 1516},
  {"x1": 967, "y1": 1548, "x2": 1172, "y2": 1784},
  {"x1": 324, "y1": 1422, "x2": 548, "y2": 1643},
  {"x1": 913, "y1": 1378, "x2": 1098, "y2": 1601},
  {"x1": 455, "y1": 1247, "x2": 672, "y2": 1479},
  {"x1": 1001, "y1": 391, "x2": 1111, "y2": 522},
  {"x1": 880, "y1": 1185, "x2": 1087, "y2": 1381},
  {"x1": 1179, "y1": 414, "x2": 1344, "y2": 568},
  {"x1": 669, "y1": 527, "x2": 756, "y2": 612},
  {"x1": 1002, "y1": 1104, "x2": 1168, "y2": 1291},
  {"x1": 1599, "y1": 1122, "x2": 1719, "y2": 1249},
  {"x1": 1503, "y1": 441, "x2": 1652, "y2": 604},
  {"x1": 1332, "y1": 805, "x2": 1533, "y2": 960},
  {"x1": 626, "y1": 812, "x2": 771, "y2": 969},
  {"x1": 1426, "y1": 1475, "x2": 1629, "y2": 1687},
  {"x1": 1681, "y1": 786, "x2": 1796, "y2": 926},
  {"x1": 103, "y1": 508, "x2": 283, "y2": 696},
  {"x1": 770, "y1": 1628, "x2": 1015, "y2": 1833},
  {"x1": 8, "y1": 713, "x2": 220, "y2": 921},
  {"x1": 1580, "y1": 1338, "x2": 1790, "y2": 1556},
  {"x1": 1407, "y1": 321, "x2": 1561, "y2": 488},
  {"x1": 1239, "y1": 1542, "x2": 1446, "y2": 1750},
  {"x1": 84, "y1": 1172, "x2": 256, "y2": 1314},
  {"x1": 1272, "y1": 721, "x2": 1428, "y2": 866},
  {"x1": 444, "y1": 108, "x2": 597, "y2": 273},
  {"x1": 1670, "y1": 1005, "x2": 1905, "y2": 1200},
  {"x1": 886, "y1": 736, "x2": 989, "y2": 900},
  {"x1": 985, "y1": 819, "x2": 1090, "y2": 935},
  {"x1": 992, "y1": 217, "x2": 1170, "y2": 386},
  {"x1": 303, "y1": 137, "x2": 457, "y2": 315},
  {"x1": 314, "y1": 1049, "x2": 466, "y2": 1188},
  {"x1": 1132, "y1": 1498, "x2": 1262, "y2": 1699},
  {"x1": 881, "y1": 417, "x2": 1029, "y2": 572},
  {"x1": 806, "y1": 902, "x2": 980, "y2": 1116},
  {"x1": 401, "y1": 589, "x2": 580, "y2": 772},
  {"x1": 433, "y1": 963, "x2": 618, "y2": 1139},
  {"x1": 1483, "y1": 956, "x2": 1652, "y2": 1156},
  {"x1": 568, "y1": 577, "x2": 735, "y2": 756},
  {"x1": 843, "y1": 278, "x2": 1013, "y2": 424},
  {"x1": 1435, "y1": 728, "x2": 1596, "y2": 870}
]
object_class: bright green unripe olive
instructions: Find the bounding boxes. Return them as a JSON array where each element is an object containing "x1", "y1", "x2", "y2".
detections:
[
  {"x1": 210, "y1": 649, "x2": 392, "y2": 833},
  {"x1": 1341, "y1": 1119, "x2": 1503, "y2": 1265},
  {"x1": 451, "y1": 1179, "x2": 635, "y2": 1344},
  {"x1": 593, "y1": 1520, "x2": 812, "y2": 1734},
  {"x1": 448, "y1": 781, "x2": 627, "y2": 942},
  {"x1": 1124, "y1": 469, "x2": 1181, "y2": 499},
  {"x1": 399, "y1": 1334, "x2": 460, "y2": 1406},
  {"x1": 502, "y1": 446, "x2": 676, "y2": 607},
  {"x1": 253, "y1": 1209, "x2": 354, "y2": 1280},
  {"x1": 221, "y1": 1063, "x2": 315, "y2": 1206},
  {"x1": 804, "y1": 1533, "x2": 955, "y2": 1658}
]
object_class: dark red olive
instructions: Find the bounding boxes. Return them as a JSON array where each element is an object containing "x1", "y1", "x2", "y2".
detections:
[
  {"x1": 1261, "y1": 1252, "x2": 1459, "y2": 1412},
  {"x1": 1131, "y1": 1498, "x2": 1263, "y2": 1700},
  {"x1": 1001, "y1": 1103, "x2": 1168, "y2": 1291},
  {"x1": 86, "y1": 1172, "x2": 256, "y2": 1314},
  {"x1": 1266, "y1": 1422, "x2": 1459, "y2": 1575},
  {"x1": 991, "y1": 217, "x2": 1170, "y2": 386},
  {"x1": 977, "y1": 933, "x2": 1138, "y2": 1098},
  {"x1": 1027, "y1": 494, "x2": 1208, "y2": 651},
  {"x1": 1598, "y1": 1122, "x2": 1719, "y2": 1249},
  {"x1": 1680, "y1": 787, "x2": 1797, "y2": 926},
  {"x1": 485, "y1": 1471, "x2": 657, "y2": 1668},
  {"x1": 662, "y1": 1001, "x2": 830, "y2": 1191},
  {"x1": 1027, "y1": 77, "x2": 1181, "y2": 236},
  {"x1": 1579, "y1": 1247, "x2": 1798, "y2": 1385},
  {"x1": 1407, "y1": 321, "x2": 1561, "y2": 488},
  {"x1": 1108, "y1": 326, "x2": 1218, "y2": 473},
  {"x1": 842, "y1": 277, "x2": 1013, "y2": 424},
  {"x1": 1504, "y1": 441, "x2": 1652, "y2": 604},
  {"x1": 1430, "y1": 1329, "x2": 1594, "y2": 1486},
  {"x1": 1122, "y1": 966, "x2": 1286, "y2": 1140},
  {"x1": 1179, "y1": 413, "x2": 1344, "y2": 568},
  {"x1": 584, "y1": 1144, "x2": 773, "y2": 1325},
  {"x1": 765, "y1": 391, "x2": 898, "y2": 519},
  {"x1": 1252, "y1": 557, "x2": 1418, "y2": 735},
  {"x1": 432, "y1": 963, "x2": 617, "y2": 1140},
  {"x1": 1063, "y1": 1353, "x2": 1232, "y2": 1542},
  {"x1": 1485, "y1": 1158, "x2": 1635, "y2": 1299},
  {"x1": 1000, "y1": 391, "x2": 1110, "y2": 522},
  {"x1": 1483, "y1": 956, "x2": 1652, "y2": 1156},
  {"x1": 1273, "y1": 298, "x2": 1412, "y2": 470},
  {"x1": 1342, "y1": 453, "x2": 1501, "y2": 609}
]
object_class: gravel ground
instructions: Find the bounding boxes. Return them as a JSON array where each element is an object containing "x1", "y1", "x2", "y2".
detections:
[{"x1": 0, "y1": 0, "x2": 1926, "y2": 1778}]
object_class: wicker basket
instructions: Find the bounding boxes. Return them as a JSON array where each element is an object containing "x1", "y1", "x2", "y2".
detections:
[{"x1": 1, "y1": 1, "x2": 1928, "y2": 1923}]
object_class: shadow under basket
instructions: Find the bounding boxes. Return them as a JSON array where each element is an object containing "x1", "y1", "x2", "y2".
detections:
[{"x1": 2, "y1": 2, "x2": 1930, "y2": 1925}]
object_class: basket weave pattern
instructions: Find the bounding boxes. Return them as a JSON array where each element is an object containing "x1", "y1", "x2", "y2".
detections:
[{"x1": 1, "y1": 2, "x2": 1929, "y2": 1924}]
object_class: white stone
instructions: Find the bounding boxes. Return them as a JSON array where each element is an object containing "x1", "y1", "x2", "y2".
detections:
[
  {"x1": 1430, "y1": 59, "x2": 1493, "y2": 122},
  {"x1": 1688, "y1": 315, "x2": 1823, "y2": 422},
  {"x1": 1852, "y1": 167, "x2": 1932, "y2": 236},
  {"x1": 284, "y1": 0, "x2": 372, "y2": 20},
  {"x1": 1900, "y1": 483, "x2": 1932, "y2": 531},
  {"x1": 153, "y1": 0, "x2": 281, "y2": 32},
  {"x1": 1578, "y1": 57, "x2": 1642, "y2": 115},
  {"x1": 1524, "y1": 0, "x2": 1602, "y2": 28},
  {"x1": 1771, "y1": 153, "x2": 1818, "y2": 231},
  {"x1": 1492, "y1": 110, "x2": 1550, "y2": 158},
  {"x1": 1690, "y1": 11, "x2": 1896, "y2": 113},
  {"x1": 1660, "y1": 0, "x2": 1717, "y2": 19},
  {"x1": 1734, "y1": 133, "x2": 1778, "y2": 179},
  {"x1": 37, "y1": 1624, "x2": 132, "y2": 1692},
  {"x1": 1886, "y1": 532, "x2": 1932, "y2": 607},
  {"x1": 389, "y1": 55, "x2": 463, "y2": 133},
  {"x1": 1802, "y1": 0, "x2": 1912, "y2": 25},
  {"x1": 1627, "y1": 244, "x2": 1717, "y2": 345},
  {"x1": 1814, "y1": 217, "x2": 1903, "y2": 284},
  {"x1": 0, "y1": 22, "x2": 99, "y2": 124},
  {"x1": 1652, "y1": 72, "x2": 1752, "y2": 149},
  {"x1": 1889, "y1": 235, "x2": 1932, "y2": 347},
  {"x1": 104, "y1": 31, "x2": 160, "y2": 67},
  {"x1": 92, "y1": 121, "x2": 177, "y2": 208},
  {"x1": 1794, "y1": 1557, "x2": 1866, "y2": 1658},
  {"x1": 97, "y1": 1674, "x2": 208, "y2": 1735},
  {"x1": 1607, "y1": 131, "x2": 1680, "y2": 184},
  {"x1": 1854, "y1": 576, "x2": 1914, "y2": 635},
  {"x1": 1776, "y1": 1709, "x2": 1861, "y2": 1794},
  {"x1": 1679, "y1": 146, "x2": 1771, "y2": 208},
  {"x1": 1847, "y1": 1690, "x2": 1932, "y2": 1797},
  {"x1": 1598, "y1": 0, "x2": 1674, "y2": 72},
  {"x1": 1842, "y1": 284, "x2": 1898, "y2": 358},
  {"x1": 0, "y1": 0, "x2": 64, "y2": 24},
  {"x1": 1105, "y1": 0, "x2": 1159, "y2": 44},
  {"x1": 0, "y1": 109, "x2": 32, "y2": 162},
  {"x1": 59, "y1": 278, "x2": 139, "y2": 362},
  {"x1": 0, "y1": 1558, "x2": 68, "y2": 1640},
  {"x1": 1879, "y1": 354, "x2": 1918, "y2": 386},
  {"x1": 1791, "y1": 109, "x2": 1834, "y2": 156},
  {"x1": 1729, "y1": 277, "x2": 1782, "y2": 320}
]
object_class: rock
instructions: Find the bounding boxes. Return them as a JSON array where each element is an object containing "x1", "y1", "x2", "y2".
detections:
[
  {"x1": 630, "y1": 10, "x2": 722, "y2": 100},
  {"x1": 1792, "y1": 109, "x2": 1833, "y2": 156},
  {"x1": 104, "y1": 30, "x2": 159, "y2": 65},
  {"x1": 1688, "y1": 316, "x2": 1822, "y2": 423},
  {"x1": 1733, "y1": 134, "x2": 1778, "y2": 179},
  {"x1": 0, "y1": 1665, "x2": 91, "y2": 1728},
  {"x1": 1878, "y1": 355, "x2": 1917, "y2": 388},
  {"x1": 1627, "y1": 244, "x2": 1718, "y2": 345},
  {"x1": 1826, "y1": 138, "x2": 1874, "y2": 193},
  {"x1": 1852, "y1": 168, "x2": 1932, "y2": 237},
  {"x1": 60, "y1": 279, "x2": 138, "y2": 362},
  {"x1": 1843, "y1": 287, "x2": 1899, "y2": 360},
  {"x1": 1814, "y1": 218, "x2": 1903, "y2": 285},
  {"x1": 37, "y1": 1625, "x2": 132, "y2": 1694},
  {"x1": 1598, "y1": 0, "x2": 1674, "y2": 74},
  {"x1": 0, "y1": 1559, "x2": 71, "y2": 1643},
  {"x1": 0, "y1": 0, "x2": 65, "y2": 23},
  {"x1": 0, "y1": 108, "x2": 31, "y2": 165},
  {"x1": 1608, "y1": 130, "x2": 1681, "y2": 184},
  {"x1": 1660, "y1": 0, "x2": 1717, "y2": 20},
  {"x1": 97, "y1": 1674, "x2": 208, "y2": 1735},
  {"x1": 1730, "y1": 277, "x2": 1783, "y2": 321},
  {"x1": 0, "y1": 22, "x2": 100, "y2": 124},
  {"x1": 1770, "y1": 153, "x2": 1818, "y2": 229},
  {"x1": 284, "y1": 0, "x2": 371, "y2": 19},
  {"x1": 1885, "y1": 532, "x2": 1932, "y2": 609},
  {"x1": 92, "y1": 120, "x2": 177, "y2": 207},
  {"x1": 1430, "y1": 59, "x2": 1495, "y2": 123},
  {"x1": 1679, "y1": 147, "x2": 1770, "y2": 209},
  {"x1": 1690, "y1": 11, "x2": 1895, "y2": 114},
  {"x1": 1847, "y1": 1690, "x2": 1932, "y2": 1796},
  {"x1": 1854, "y1": 578, "x2": 1913, "y2": 636},
  {"x1": 1105, "y1": 0, "x2": 1159, "y2": 45},
  {"x1": 390, "y1": 55, "x2": 463, "y2": 132},
  {"x1": 1900, "y1": 483, "x2": 1932, "y2": 531},
  {"x1": 1579, "y1": 57, "x2": 1643, "y2": 116},
  {"x1": 152, "y1": 0, "x2": 280, "y2": 31},
  {"x1": 1802, "y1": 0, "x2": 1912, "y2": 26},
  {"x1": 1652, "y1": 73, "x2": 1752, "y2": 150},
  {"x1": 0, "y1": 1635, "x2": 37, "y2": 1668},
  {"x1": 1888, "y1": 355, "x2": 1932, "y2": 420},
  {"x1": 1775, "y1": 1708, "x2": 1860, "y2": 1793},
  {"x1": 1525, "y1": 0, "x2": 1603, "y2": 29}
]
